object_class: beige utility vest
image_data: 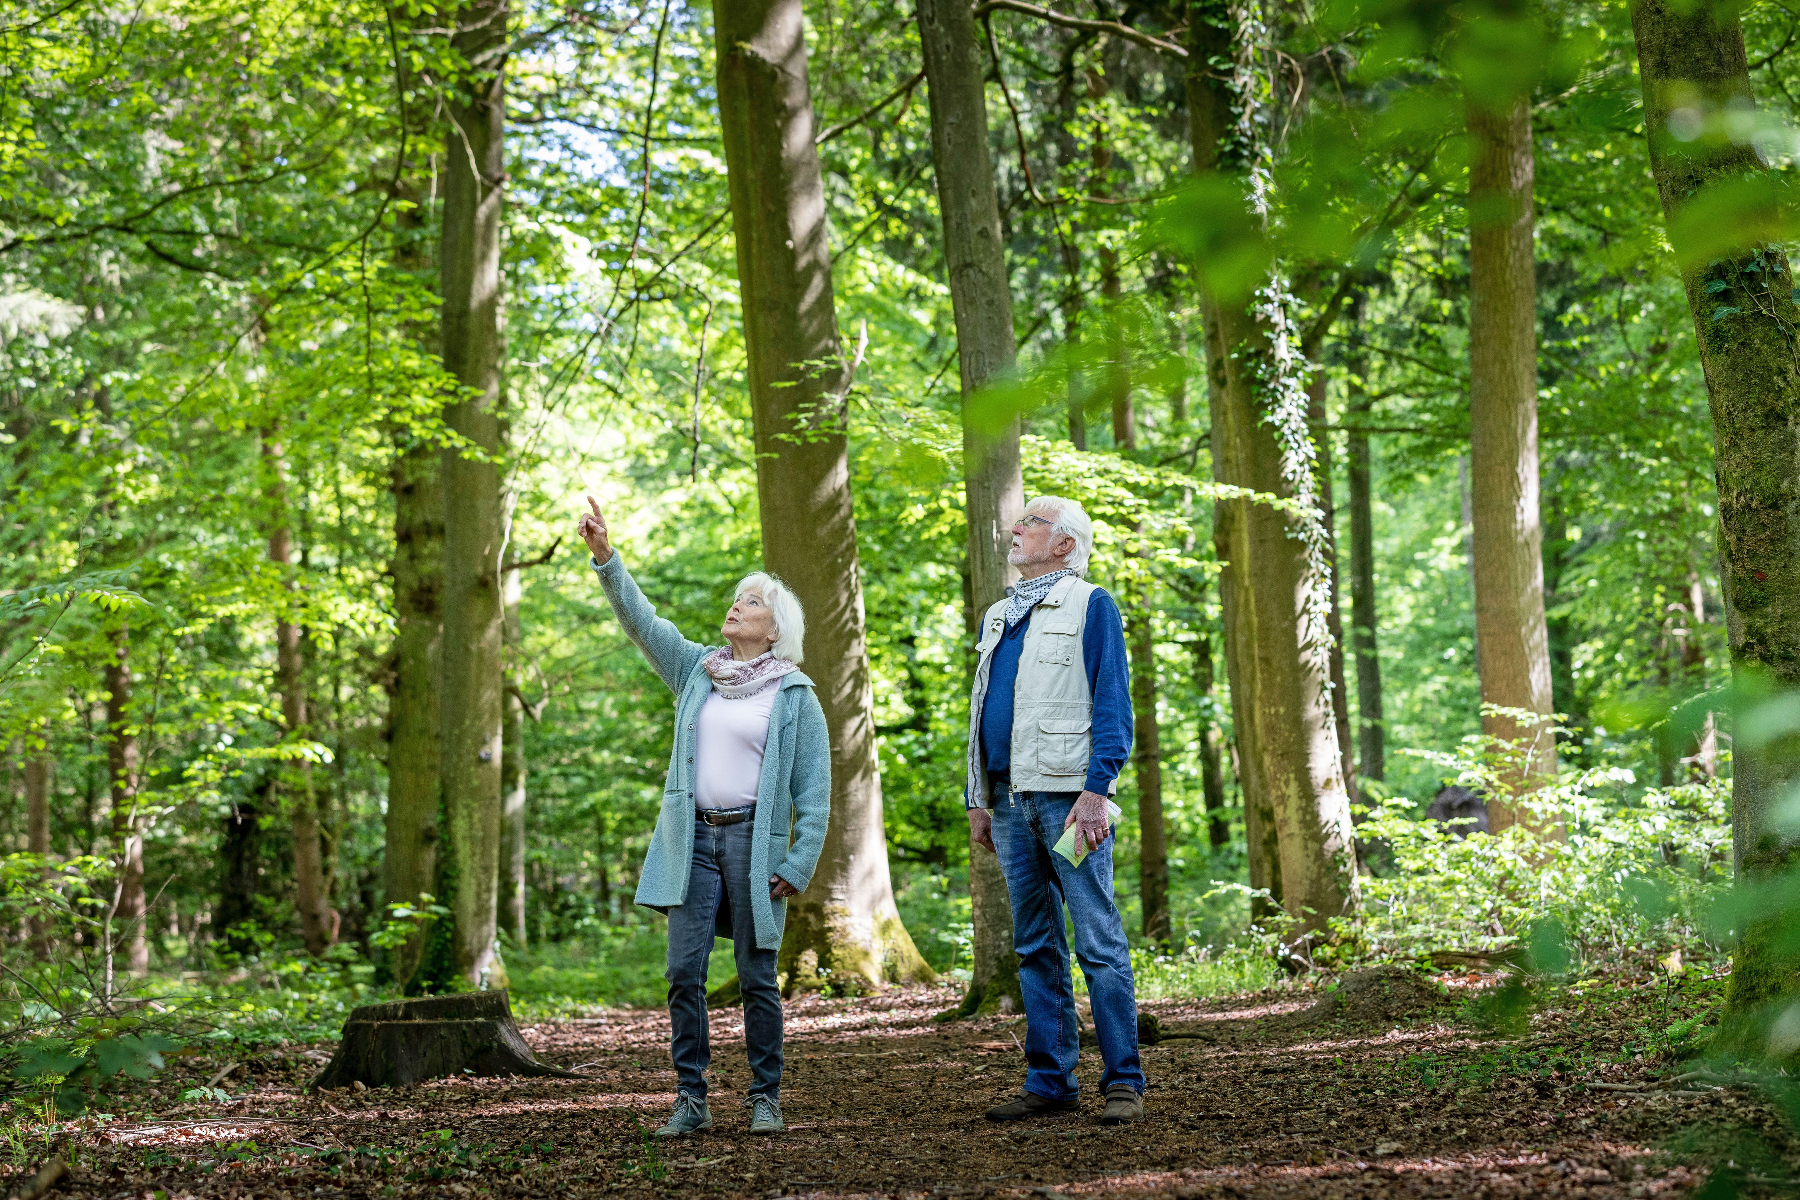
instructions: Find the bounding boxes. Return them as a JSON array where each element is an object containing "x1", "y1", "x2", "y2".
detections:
[{"x1": 965, "y1": 573, "x2": 1115, "y2": 804}]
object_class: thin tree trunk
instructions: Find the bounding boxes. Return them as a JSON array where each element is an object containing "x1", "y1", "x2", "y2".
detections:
[
  {"x1": 1466, "y1": 92, "x2": 1559, "y2": 833},
  {"x1": 263, "y1": 430, "x2": 335, "y2": 955},
  {"x1": 25, "y1": 737, "x2": 50, "y2": 957},
  {"x1": 1629, "y1": 0, "x2": 1800, "y2": 1025},
  {"x1": 917, "y1": 0, "x2": 1022, "y2": 1015},
  {"x1": 438, "y1": 0, "x2": 509, "y2": 989},
  {"x1": 1346, "y1": 371, "x2": 1384, "y2": 783},
  {"x1": 1187, "y1": 1, "x2": 1357, "y2": 937},
  {"x1": 1190, "y1": 636, "x2": 1229, "y2": 851},
  {"x1": 1129, "y1": 605, "x2": 1168, "y2": 941},
  {"x1": 1057, "y1": 59, "x2": 1086, "y2": 452},
  {"x1": 1681, "y1": 570, "x2": 1718, "y2": 779},
  {"x1": 715, "y1": 0, "x2": 931, "y2": 991},
  {"x1": 104, "y1": 629, "x2": 147, "y2": 976},
  {"x1": 25, "y1": 746, "x2": 49, "y2": 859},
  {"x1": 500, "y1": 564, "x2": 527, "y2": 948}
]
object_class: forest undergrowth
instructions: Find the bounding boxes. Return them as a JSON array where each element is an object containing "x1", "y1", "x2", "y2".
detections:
[
  {"x1": 0, "y1": 968, "x2": 1784, "y2": 1199},
  {"x1": 0, "y1": 754, "x2": 1780, "y2": 1198}
]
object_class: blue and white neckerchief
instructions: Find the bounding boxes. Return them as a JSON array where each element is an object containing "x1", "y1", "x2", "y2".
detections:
[{"x1": 1003, "y1": 569, "x2": 1072, "y2": 628}]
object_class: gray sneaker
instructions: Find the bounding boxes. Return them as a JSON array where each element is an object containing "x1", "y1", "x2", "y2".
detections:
[
  {"x1": 655, "y1": 1090, "x2": 712, "y2": 1137},
  {"x1": 747, "y1": 1094, "x2": 784, "y2": 1135}
]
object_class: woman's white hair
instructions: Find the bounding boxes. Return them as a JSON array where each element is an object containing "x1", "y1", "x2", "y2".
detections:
[
  {"x1": 735, "y1": 572, "x2": 806, "y2": 663},
  {"x1": 1026, "y1": 495, "x2": 1094, "y2": 577}
]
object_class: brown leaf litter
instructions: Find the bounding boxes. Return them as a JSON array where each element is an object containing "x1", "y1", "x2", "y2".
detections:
[{"x1": 13, "y1": 975, "x2": 1788, "y2": 1198}]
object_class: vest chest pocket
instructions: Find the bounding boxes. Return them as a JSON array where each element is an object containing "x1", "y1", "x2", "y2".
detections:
[
  {"x1": 1038, "y1": 718, "x2": 1091, "y2": 775},
  {"x1": 1035, "y1": 628, "x2": 1078, "y2": 666}
]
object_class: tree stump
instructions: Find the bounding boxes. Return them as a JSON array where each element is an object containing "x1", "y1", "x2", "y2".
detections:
[{"x1": 310, "y1": 991, "x2": 579, "y2": 1090}]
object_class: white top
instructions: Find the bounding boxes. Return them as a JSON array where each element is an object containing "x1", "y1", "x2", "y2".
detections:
[{"x1": 694, "y1": 682, "x2": 779, "y2": 810}]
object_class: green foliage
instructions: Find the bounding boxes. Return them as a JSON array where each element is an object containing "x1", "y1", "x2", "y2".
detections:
[
  {"x1": 1348, "y1": 738, "x2": 1732, "y2": 967},
  {"x1": 0, "y1": 0, "x2": 1776, "y2": 1080},
  {"x1": 1132, "y1": 938, "x2": 1283, "y2": 1001}
]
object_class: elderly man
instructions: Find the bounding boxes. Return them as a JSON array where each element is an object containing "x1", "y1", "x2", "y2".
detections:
[{"x1": 966, "y1": 495, "x2": 1144, "y2": 1125}]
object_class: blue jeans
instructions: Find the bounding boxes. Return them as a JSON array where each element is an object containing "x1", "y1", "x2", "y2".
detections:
[
  {"x1": 666, "y1": 811, "x2": 782, "y2": 1100},
  {"x1": 990, "y1": 786, "x2": 1144, "y2": 1100}
]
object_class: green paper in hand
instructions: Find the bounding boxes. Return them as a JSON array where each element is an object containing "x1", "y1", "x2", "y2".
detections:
[{"x1": 1052, "y1": 823, "x2": 1090, "y2": 867}]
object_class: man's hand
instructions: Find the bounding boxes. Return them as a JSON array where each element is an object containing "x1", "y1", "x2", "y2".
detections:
[
  {"x1": 769, "y1": 874, "x2": 799, "y2": 899},
  {"x1": 1063, "y1": 790, "x2": 1111, "y2": 852},
  {"x1": 967, "y1": 807, "x2": 996, "y2": 853},
  {"x1": 577, "y1": 494, "x2": 613, "y2": 564}
]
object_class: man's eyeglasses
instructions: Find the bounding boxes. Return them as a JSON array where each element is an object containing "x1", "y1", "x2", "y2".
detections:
[{"x1": 1017, "y1": 516, "x2": 1053, "y2": 529}]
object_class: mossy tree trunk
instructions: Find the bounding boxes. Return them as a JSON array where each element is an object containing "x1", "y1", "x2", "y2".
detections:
[
  {"x1": 438, "y1": 0, "x2": 509, "y2": 989},
  {"x1": 1186, "y1": 0, "x2": 1357, "y2": 937},
  {"x1": 714, "y1": 0, "x2": 931, "y2": 992},
  {"x1": 1630, "y1": 0, "x2": 1800, "y2": 1026},
  {"x1": 383, "y1": 28, "x2": 445, "y2": 992},
  {"x1": 312, "y1": 992, "x2": 576, "y2": 1090},
  {"x1": 917, "y1": 0, "x2": 1022, "y2": 1015},
  {"x1": 1466, "y1": 91, "x2": 1560, "y2": 833},
  {"x1": 387, "y1": 435, "x2": 443, "y2": 986}
]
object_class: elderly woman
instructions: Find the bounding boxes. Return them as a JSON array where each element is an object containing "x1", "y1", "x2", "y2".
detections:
[{"x1": 577, "y1": 496, "x2": 831, "y2": 1138}]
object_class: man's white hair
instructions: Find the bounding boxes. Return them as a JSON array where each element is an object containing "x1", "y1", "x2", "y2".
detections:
[
  {"x1": 1026, "y1": 495, "x2": 1093, "y2": 577},
  {"x1": 735, "y1": 572, "x2": 807, "y2": 663}
]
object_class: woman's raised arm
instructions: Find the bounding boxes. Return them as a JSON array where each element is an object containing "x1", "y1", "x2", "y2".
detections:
[{"x1": 579, "y1": 496, "x2": 707, "y2": 693}]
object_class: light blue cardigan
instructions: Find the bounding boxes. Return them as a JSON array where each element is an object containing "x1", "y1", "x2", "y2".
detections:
[{"x1": 592, "y1": 552, "x2": 832, "y2": 951}]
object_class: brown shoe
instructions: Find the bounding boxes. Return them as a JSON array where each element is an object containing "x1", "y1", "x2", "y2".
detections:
[
  {"x1": 1099, "y1": 1084, "x2": 1143, "y2": 1125},
  {"x1": 984, "y1": 1091, "x2": 1079, "y2": 1121}
]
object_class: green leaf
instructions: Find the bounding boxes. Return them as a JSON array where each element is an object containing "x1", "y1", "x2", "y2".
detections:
[
  {"x1": 13, "y1": 1039, "x2": 83, "y2": 1081},
  {"x1": 94, "y1": 1032, "x2": 181, "y2": 1079}
]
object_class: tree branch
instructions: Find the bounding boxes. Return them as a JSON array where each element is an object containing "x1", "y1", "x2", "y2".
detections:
[
  {"x1": 503, "y1": 537, "x2": 563, "y2": 572},
  {"x1": 816, "y1": 69, "x2": 926, "y2": 145},
  {"x1": 972, "y1": 0, "x2": 1186, "y2": 58}
]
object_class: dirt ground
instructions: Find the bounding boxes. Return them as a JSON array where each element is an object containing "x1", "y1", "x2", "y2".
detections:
[{"x1": 34, "y1": 975, "x2": 1786, "y2": 1198}]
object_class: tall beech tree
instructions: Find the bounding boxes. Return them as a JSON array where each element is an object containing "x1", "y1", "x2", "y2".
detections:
[
  {"x1": 1465, "y1": 84, "x2": 1558, "y2": 832},
  {"x1": 714, "y1": 0, "x2": 931, "y2": 990},
  {"x1": 1185, "y1": 0, "x2": 1358, "y2": 935},
  {"x1": 384, "y1": 182, "x2": 445, "y2": 984},
  {"x1": 1630, "y1": 0, "x2": 1800, "y2": 1023},
  {"x1": 437, "y1": 0, "x2": 510, "y2": 988},
  {"x1": 917, "y1": 0, "x2": 1022, "y2": 1014},
  {"x1": 386, "y1": 433, "x2": 443, "y2": 984}
]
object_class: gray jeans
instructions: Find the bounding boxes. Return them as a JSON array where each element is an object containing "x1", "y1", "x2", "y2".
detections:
[{"x1": 666, "y1": 809, "x2": 782, "y2": 1100}]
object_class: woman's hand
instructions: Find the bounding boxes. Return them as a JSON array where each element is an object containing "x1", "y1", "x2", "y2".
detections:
[
  {"x1": 769, "y1": 874, "x2": 799, "y2": 899},
  {"x1": 577, "y1": 495, "x2": 613, "y2": 564}
]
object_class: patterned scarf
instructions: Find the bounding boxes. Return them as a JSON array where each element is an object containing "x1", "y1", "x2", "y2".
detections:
[
  {"x1": 1004, "y1": 569, "x2": 1072, "y2": 627},
  {"x1": 701, "y1": 646, "x2": 799, "y2": 699}
]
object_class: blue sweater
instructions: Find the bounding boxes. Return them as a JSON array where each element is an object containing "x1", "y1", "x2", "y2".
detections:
[{"x1": 980, "y1": 588, "x2": 1133, "y2": 796}]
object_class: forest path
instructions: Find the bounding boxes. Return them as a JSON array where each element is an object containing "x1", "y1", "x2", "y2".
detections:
[{"x1": 69, "y1": 980, "x2": 1737, "y2": 1197}]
